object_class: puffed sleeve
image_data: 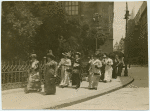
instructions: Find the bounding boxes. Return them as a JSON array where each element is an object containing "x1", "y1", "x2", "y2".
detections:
[
  {"x1": 65, "y1": 59, "x2": 71, "y2": 66},
  {"x1": 97, "y1": 60, "x2": 102, "y2": 68}
]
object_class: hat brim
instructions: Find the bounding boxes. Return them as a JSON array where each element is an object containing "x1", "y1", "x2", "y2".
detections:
[
  {"x1": 30, "y1": 54, "x2": 37, "y2": 58},
  {"x1": 75, "y1": 52, "x2": 81, "y2": 56}
]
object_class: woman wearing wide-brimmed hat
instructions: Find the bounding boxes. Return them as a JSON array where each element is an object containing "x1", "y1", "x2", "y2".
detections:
[
  {"x1": 24, "y1": 53, "x2": 42, "y2": 93},
  {"x1": 88, "y1": 53, "x2": 102, "y2": 90},
  {"x1": 72, "y1": 52, "x2": 82, "y2": 89},
  {"x1": 58, "y1": 52, "x2": 72, "y2": 87},
  {"x1": 44, "y1": 50, "x2": 57, "y2": 95}
]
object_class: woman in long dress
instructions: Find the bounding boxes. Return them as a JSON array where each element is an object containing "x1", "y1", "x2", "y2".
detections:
[
  {"x1": 72, "y1": 52, "x2": 82, "y2": 89},
  {"x1": 117, "y1": 55, "x2": 124, "y2": 76},
  {"x1": 44, "y1": 50, "x2": 57, "y2": 95},
  {"x1": 58, "y1": 52, "x2": 72, "y2": 87},
  {"x1": 103, "y1": 53, "x2": 113, "y2": 82},
  {"x1": 88, "y1": 54, "x2": 102, "y2": 90},
  {"x1": 25, "y1": 53, "x2": 42, "y2": 93},
  {"x1": 112, "y1": 54, "x2": 119, "y2": 79}
]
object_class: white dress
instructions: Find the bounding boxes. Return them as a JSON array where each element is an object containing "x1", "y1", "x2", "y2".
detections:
[
  {"x1": 58, "y1": 58, "x2": 71, "y2": 86},
  {"x1": 104, "y1": 58, "x2": 113, "y2": 82}
]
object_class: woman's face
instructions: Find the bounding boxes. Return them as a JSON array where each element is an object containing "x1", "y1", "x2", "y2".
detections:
[{"x1": 75, "y1": 54, "x2": 79, "y2": 59}]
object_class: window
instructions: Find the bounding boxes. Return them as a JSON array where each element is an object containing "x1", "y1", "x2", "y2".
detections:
[{"x1": 65, "y1": 1, "x2": 78, "y2": 15}]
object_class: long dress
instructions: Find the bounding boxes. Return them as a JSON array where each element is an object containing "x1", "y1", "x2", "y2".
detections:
[
  {"x1": 58, "y1": 58, "x2": 71, "y2": 87},
  {"x1": 112, "y1": 59, "x2": 119, "y2": 79},
  {"x1": 72, "y1": 58, "x2": 82, "y2": 88},
  {"x1": 44, "y1": 60, "x2": 57, "y2": 95},
  {"x1": 118, "y1": 57, "x2": 124, "y2": 76},
  {"x1": 88, "y1": 59, "x2": 102, "y2": 89},
  {"x1": 25, "y1": 60, "x2": 41, "y2": 92},
  {"x1": 104, "y1": 58, "x2": 113, "y2": 82}
]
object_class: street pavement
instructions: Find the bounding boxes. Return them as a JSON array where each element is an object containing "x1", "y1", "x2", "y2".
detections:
[
  {"x1": 2, "y1": 74, "x2": 133, "y2": 109},
  {"x1": 61, "y1": 66, "x2": 149, "y2": 110}
]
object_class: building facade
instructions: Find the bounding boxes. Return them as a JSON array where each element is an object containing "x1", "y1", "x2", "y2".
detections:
[
  {"x1": 62, "y1": 2, "x2": 114, "y2": 53},
  {"x1": 126, "y1": 1, "x2": 148, "y2": 64}
]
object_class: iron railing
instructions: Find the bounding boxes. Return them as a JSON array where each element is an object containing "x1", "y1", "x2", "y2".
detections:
[{"x1": 1, "y1": 61, "x2": 88, "y2": 90}]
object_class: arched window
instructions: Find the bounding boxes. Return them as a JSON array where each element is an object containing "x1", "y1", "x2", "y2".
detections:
[{"x1": 65, "y1": 1, "x2": 78, "y2": 15}]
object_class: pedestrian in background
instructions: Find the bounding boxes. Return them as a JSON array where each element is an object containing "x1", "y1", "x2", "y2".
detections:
[
  {"x1": 117, "y1": 55, "x2": 124, "y2": 76},
  {"x1": 72, "y1": 52, "x2": 82, "y2": 89},
  {"x1": 103, "y1": 53, "x2": 113, "y2": 82},
  {"x1": 44, "y1": 50, "x2": 57, "y2": 95},
  {"x1": 58, "y1": 52, "x2": 72, "y2": 88},
  {"x1": 100, "y1": 53, "x2": 106, "y2": 81},
  {"x1": 112, "y1": 54, "x2": 119, "y2": 79},
  {"x1": 88, "y1": 54, "x2": 102, "y2": 90}
]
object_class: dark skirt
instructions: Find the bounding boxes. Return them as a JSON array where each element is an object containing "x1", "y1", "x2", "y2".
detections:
[
  {"x1": 44, "y1": 68, "x2": 56, "y2": 95},
  {"x1": 100, "y1": 65, "x2": 105, "y2": 80},
  {"x1": 72, "y1": 73, "x2": 81, "y2": 88},
  {"x1": 44, "y1": 77, "x2": 56, "y2": 95},
  {"x1": 112, "y1": 67, "x2": 118, "y2": 78},
  {"x1": 118, "y1": 63, "x2": 123, "y2": 76},
  {"x1": 88, "y1": 75, "x2": 100, "y2": 89}
]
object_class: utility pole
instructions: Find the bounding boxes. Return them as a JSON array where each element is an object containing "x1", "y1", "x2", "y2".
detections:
[{"x1": 124, "y1": 2, "x2": 130, "y2": 76}]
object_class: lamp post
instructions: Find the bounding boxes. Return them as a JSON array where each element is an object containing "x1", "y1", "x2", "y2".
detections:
[
  {"x1": 124, "y1": 2, "x2": 130, "y2": 76},
  {"x1": 93, "y1": 13, "x2": 100, "y2": 51}
]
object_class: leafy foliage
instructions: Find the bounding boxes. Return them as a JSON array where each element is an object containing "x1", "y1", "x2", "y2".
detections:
[{"x1": 2, "y1": 1, "x2": 107, "y2": 61}]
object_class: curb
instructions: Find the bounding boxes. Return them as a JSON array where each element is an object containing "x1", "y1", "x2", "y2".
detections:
[{"x1": 43, "y1": 76, "x2": 134, "y2": 109}]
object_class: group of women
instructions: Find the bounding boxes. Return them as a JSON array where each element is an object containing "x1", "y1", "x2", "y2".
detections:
[
  {"x1": 87, "y1": 52, "x2": 124, "y2": 90},
  {"x1": 24, "y1": 50, "x2": 82, "y2": 94},
  {"x1": 24, "y1": 50, "x2": 124, "y2": 94}
]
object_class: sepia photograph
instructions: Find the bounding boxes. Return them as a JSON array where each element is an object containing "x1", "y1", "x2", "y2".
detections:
[{"x1": 1, "y1": 1, "x2": 148, "y2": 110}]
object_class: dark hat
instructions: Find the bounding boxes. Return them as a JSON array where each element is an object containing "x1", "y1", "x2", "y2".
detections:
[
  {"x1": 75, "y1": 52, "x2": 81, "y2": 56},
  {"x1": 30, "y1": 50, "x2": 37, "y2": 58},
  {"x1": 47, "y1": 50, "x2": 55, "y2": 58}
]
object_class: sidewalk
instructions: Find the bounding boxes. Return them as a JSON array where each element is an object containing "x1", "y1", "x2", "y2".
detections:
[{"x1": 2, "y1": 76, "x2": 134, "y2": 109}]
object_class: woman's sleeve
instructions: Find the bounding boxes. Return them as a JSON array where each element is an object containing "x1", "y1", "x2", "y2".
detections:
[
  {"x1": 65, "y1": 59, "x2": 71, "y2": 66},
  {"x1": 57, "y1": 59, "x2": 62, "y2": 68},
  {"x1": 96, "y1": 60, "x2": 102, "y2": 68}
]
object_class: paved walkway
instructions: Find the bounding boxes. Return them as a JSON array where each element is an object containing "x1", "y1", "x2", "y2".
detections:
[{"x1": 2, "y1": 76, "x2": 133, "y2": 109}]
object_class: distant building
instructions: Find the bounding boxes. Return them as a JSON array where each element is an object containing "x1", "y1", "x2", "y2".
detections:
[
  {"x1": 113, "y1": 41, "x2": 119, "y2": 51},
  {"x1": 61, "y1": 2, "x2": 114, "y2": 53},
  {"x1": 113, "y1": 37, "x2": 124, "y2": 53}
]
